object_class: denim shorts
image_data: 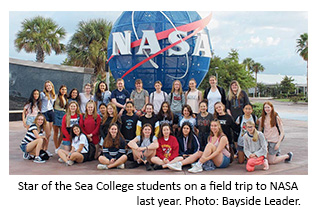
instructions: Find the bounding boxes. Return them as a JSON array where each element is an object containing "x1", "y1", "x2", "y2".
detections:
[
  {"x1": 53, "y1": 110, "x2": 65, "y2": 127},
  {"x1": 268, "y1": 142, "x2": 281, "y2": 155},
  {"x1": 26, "y1": 116, "x2": 36, "y2": 126},
  {"x1": 237, "y1": 145, "x2": 244, "y2": 152},
  {"x1": 62, "y1": 140, "x2": 71, "y2": 146},
  {"x1": 20, "y1": 143, "x2": 28, "y2": 153},
  {"x1": 43, "y1": 110, "x2": 55, "y2": 123},
  {"x1": 216, "y1": 155, "x2": 230, "y2": 168}
]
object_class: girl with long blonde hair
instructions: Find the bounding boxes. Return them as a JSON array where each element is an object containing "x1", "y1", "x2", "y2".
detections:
[
  {"x1": 40, "y1": 80, "x2": 56, "y2": 156},
  {"x1": 188, "y1": 120, "x2": 232, "y2": 173},
  {"x1": 80, "y1": 100, "x2": 101, "y2": 159},
  {"x1": 226, "y1": 80, "x2": 250, "y2": 120}
]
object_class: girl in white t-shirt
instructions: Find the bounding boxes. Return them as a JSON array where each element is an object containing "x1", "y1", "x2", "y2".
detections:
[
  {"x1": 57, "y1": 124, "x2": 89, "y2": 166},
  {"x1": 79, "y1": 83, "x2": 93, "y2": 114},
  {"x1": 185, "y1": 78, "x2": 202, "y2": 114}
]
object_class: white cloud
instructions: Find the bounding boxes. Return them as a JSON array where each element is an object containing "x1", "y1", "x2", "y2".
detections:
[{"x1": 266, "y1": 37, "x2": 280, "y2": 46}]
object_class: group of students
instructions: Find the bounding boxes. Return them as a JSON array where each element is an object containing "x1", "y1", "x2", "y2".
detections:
[{"x1": 20, "y1": 76, "x2": 293, "y2": 173}]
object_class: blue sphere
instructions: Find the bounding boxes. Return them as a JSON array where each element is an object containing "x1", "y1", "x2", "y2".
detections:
[{"x1": 107, "y1": 11, "x2": 212, "y2": 93}]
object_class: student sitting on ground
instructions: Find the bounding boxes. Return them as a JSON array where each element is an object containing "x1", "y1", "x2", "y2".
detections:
[
  {"x1": 57, "y1": 124, "x2": 90, "y2": 166},
  {"x1": 243, "y1": 121, "x2": 269, "y2": 172},
  {"x1": 127, "y1": 123, "x2": 158, "y2": 171},
  {"x1": 20, "y1": 113, "x2": 48, "y2": 163},
  {"x1": 97, "y1": 123, "x2": 128, "y2": 170}
]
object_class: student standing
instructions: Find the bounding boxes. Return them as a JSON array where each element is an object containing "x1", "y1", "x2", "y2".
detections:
[
  {"x1": 185, "y1": 78, "x2": 202, "y2": 114},
  {"x1": 196, "y1": 100, "x2": 213, "y2": 151},
  {"x1": 20, "y1": 114, "x2": 48, "y2": 163},
  {"x1": 68, "y1": 88, "x2": 81, "y2": 105},
  {"x1": 226, "y1": 80, "x2": 250, "y2": 120},
  {"x1": 120, "y1": 101, "x2": 139, "y2": 143},
  {"x1": 244, "y1": 121, "x2": 269, "y2": 172},
  {"x1": 179, "y1": 104, "x2": 196, "y2": 130},
  {"x1": 168, "y1": 80, "x2": 185, "y2": 117},
  {"x1": 136, "y1": 103, "x2": 160, "y2": 137},
  {"x1": 61, "y1": 101, "x2": 81, "y2": 151},
  {"x1": 130, "y1": 79, "x2": 149, "y2": 117},
  {"x1": 40, "y1": 80, "x2": 56, "y2": 156},
  {"x1": 79, "y1": 100, "x2": 101, "y2": 159},
  {"x1": 213, "y1": 101, "x2": 238, "y2": 155},
  {"x1": 53, "y1": 85, "x2": 68, "y2": 153},
  {"x1": 99, "y1": 103, "x2": 121, "y2": 142},
  {"x1": 111, "y1": 78, "x2": 130, "y2": 116},
  {"x1": 94, "y1": 81, "x2": 111, "y2": 116},
  {"x1": 149, "y1": 81, "x2": 168, "y2": 114},
  {"x1": 157, "y1": 101, "x2": 179, "y2": 129},
  {"x1": 203, "y1": 75, "x2": 226, "y2": 114},
  {"x1": 22, "y1": 89, "x2": 41, "y2": 129},
  {"x1": 79, "y1": 83, "x2": 94, "y2": 114},
  {"x1": 258, "y1": 101, "x2": 293, "y2": 165},
  {"x1": 97, "y1": 124, "x2": 128, "y2": 170}
]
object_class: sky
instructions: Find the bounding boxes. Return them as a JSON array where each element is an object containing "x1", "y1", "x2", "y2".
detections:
[{"x1": 9, "y1": 11, "x2": 308, "y2": 76}]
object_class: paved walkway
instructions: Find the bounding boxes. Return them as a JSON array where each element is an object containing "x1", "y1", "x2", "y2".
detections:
[{"x1": 9, "y1": 99, "x2": 308, "y2": 175}]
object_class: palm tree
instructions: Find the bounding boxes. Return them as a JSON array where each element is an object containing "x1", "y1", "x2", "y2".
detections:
[
  {"x1": 242, "y1": 58, "x2": 254, "y2": 72},
  {"x1": 296, "y1": 33, "x2": 308, "y2": 97},
  {"x1": 64, "y1": 19, "x2": 112, "y2": 81},
  {"x1": 14, "y1": 16, "x2": 66, "y2": 62},
  {"x1": 252, "y1": 62, "x2": 265, "y2": 97}
]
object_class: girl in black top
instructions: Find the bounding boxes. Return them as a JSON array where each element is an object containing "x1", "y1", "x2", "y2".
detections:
[
  {"x1": 214, "y1": 101, "x2": 239, "y2": 155},
  {"x1": 226, "y1": 80, "x2": 250, "y2": 120},
  {"x1": 166, "y1": 122, "x2": 203, "y2": 171},
  {"x1": 97, "y1": 123, "x2": 127, "y2": 170}
]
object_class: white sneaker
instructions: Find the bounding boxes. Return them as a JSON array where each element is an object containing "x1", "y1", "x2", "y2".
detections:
[
  {"x1": 97, "y1": 164, "x2": 108, "y2": 170},
  {"x1": 263, "y1": 159, "x2": 269, "y2": 170},
  {"x1": 66, "y1": 160, "x2": 74, "y2": 166},
  {"x1": 58, "y1": 158, "x2": 64, "y2": 163},
  {"x1": 55, "y1": 148, "x2": 60, "y2": 154},
  {"x1": 188, "y1": 163, "x2": 203, "y2": 173},
  {"x1": 46, "y1": 150, "x2": 53, "y2": 157},
  {"x1": 33, "y1": 156, "x2": 45, "y2": 163},
  {"x1": 117, "y1": 164, "x2": 125, "y2": 169},
  {"x1": 167, "y1": 162, "x2": 182, "y2": 171}
]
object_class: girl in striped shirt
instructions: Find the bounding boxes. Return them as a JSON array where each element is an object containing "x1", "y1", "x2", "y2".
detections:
[{"x1": 20, "y1": 114, "x2": 48, "y2": 163}]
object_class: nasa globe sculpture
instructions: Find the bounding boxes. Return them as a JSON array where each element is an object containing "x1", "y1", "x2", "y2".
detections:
[{"x1": 107, "y1": 11, "x2": 213, "y2": 93}]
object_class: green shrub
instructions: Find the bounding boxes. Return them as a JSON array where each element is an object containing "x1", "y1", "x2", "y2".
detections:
[{"x1": 252, "y1": 102, "x2": 263, "y2": 118}]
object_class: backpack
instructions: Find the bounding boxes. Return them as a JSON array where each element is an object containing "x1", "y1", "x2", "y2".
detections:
[
  {"x1": 261, "y1": 115, "x2": 285, "y2": 141},
  {"x1": 39, "y1": 150, "x2": 50, "y2": 160},
  {"x1": 151, "y1": 91, "x2": 167, "y2": 103},
  {"x1": 83, "y1": 142, "x2": 96, "y2": 161}
]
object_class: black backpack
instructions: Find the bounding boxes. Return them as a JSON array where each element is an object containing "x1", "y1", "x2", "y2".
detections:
[{"x1": 83, "y1": 142, "x2": 96, "y2": 161}]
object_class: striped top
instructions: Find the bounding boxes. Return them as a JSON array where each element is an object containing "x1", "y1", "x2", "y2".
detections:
[
  {"x1": 21, "y1": 124, "x2": 44, "y2": 145},
  {"x1": 102, "y1": 138, "x2": 126, "y2": 160}
]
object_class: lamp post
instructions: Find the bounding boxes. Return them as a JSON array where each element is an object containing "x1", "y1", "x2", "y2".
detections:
[{"x1": 214, "y1": 67, "x2": 219, "y2": 85}]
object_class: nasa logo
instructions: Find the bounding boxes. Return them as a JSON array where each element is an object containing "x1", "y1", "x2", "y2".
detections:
[{"x1": 107, "y1": 11, "x2": 213, "y2": 93}]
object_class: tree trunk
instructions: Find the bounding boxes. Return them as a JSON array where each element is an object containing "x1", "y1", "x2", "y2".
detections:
[{"x1": 36, "y1": 46, "x2": 45, "y2": 62}]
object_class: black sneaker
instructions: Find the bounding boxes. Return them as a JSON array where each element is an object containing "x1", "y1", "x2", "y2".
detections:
[
  {"x1": 145, "y1": 162, "x2": 153, "y2": 171},
  {"x1": 153, "y1": 164, "x2": 163, "y2": 170},
  {"x1": 285, "y1": 152, "x2": 293, "y2": 163}
]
